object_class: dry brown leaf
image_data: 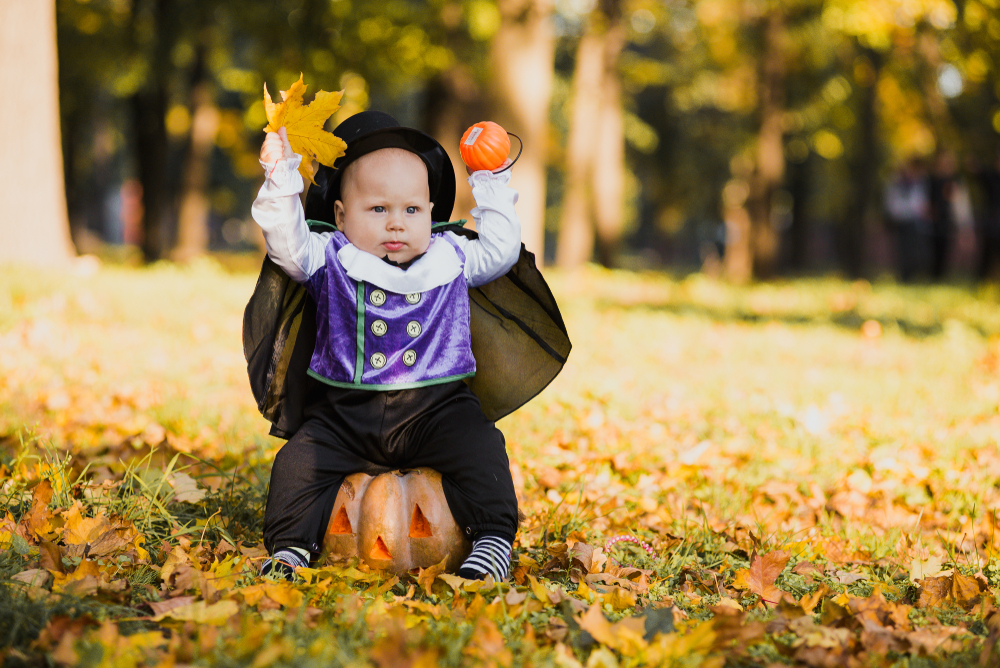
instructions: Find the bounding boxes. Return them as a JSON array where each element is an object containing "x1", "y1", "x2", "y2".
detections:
[
  {"x1": 951, "y1": 572, "x2": 984, "y2": 610},
  {"x1": 22, "y1": 480, "x2": 58, "y2": 541},
  {"x1": 739, "y1": 550, "x2": 790, "y2": 606},
  {"x1": 12, "y1": 568, "x2": 51, "y2": 589},
  {"x1": 166, "y1": 471, "x2": 206, "y2": 504},
  {"x1": 150, "y1": 599, "x2": 239, "y2": 625},
  {"x1": 916, "y1": 575, "x2": 951, "y2": 608},
  {"x1": 416, "y1": 554, "x2": 449, "y2": 597},
  {"x1": 147, "y1": 595, "x2": 197, "y2": 618}
]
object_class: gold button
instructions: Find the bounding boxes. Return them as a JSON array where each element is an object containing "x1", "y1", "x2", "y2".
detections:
[
  {"x1": 370, "y1": 290, "x2": 386, "y2": 307},
  {"x1": 406, "y1": 321, "x2": 421, "y2": 338},
  {"x1": 405, "y1": 292, "x2": 421, "y2": 305},
  {"x1": 371, "y1": 319, "x2": 388, "y2": 337},
  {"x1": 370, "y1": 352, "x2": 387, "y2": 369},
  {"x1": 402, "y1": 350, "x2": 417, "y2": 367}
]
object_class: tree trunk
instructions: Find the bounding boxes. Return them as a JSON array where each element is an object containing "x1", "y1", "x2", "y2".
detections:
[
  {"x1": 556, "y1": 0, "x2": 625, "y2": 269},
  {"x1": 173, "y1": 50, "x2": 220, "y2": 262},
  {"x1": 0, "y1": 0, "x2": 75, "y2": 265},
  {"x1": 490, "y1": 0, "x2": 555, "y2": 263},
  {"x1": 840, "y1": 47, "x2": 881, "y2": 277},
  {"x1": 748, "y1": 9, "x2": 786, "y2": 279},
  {"x1": 592, "y1": 6, "x2": 626, "y2": 268},
  {"x1": 555, "y1": 28, "x2": 603, "y2": 268},
  {"x1": 787, "y1": 157, "x2": 810, "y2": 272},
  {"x1": 132, "y1": 0, "x2": 175, "y2": 262},
  {"x1": 133, "y1": 88, "x2": 171, "y2": 260}
]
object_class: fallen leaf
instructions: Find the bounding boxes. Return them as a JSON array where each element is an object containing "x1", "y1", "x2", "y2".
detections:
[
  {"x1": 833, "y1": 569, "x2": 868, "y2": 585},
  {"x1": 13, "y1": 568, "x2": 51, "y2": 588},
  {"x1": 741, "y1": 550, "x2": 790, "y2": 605},
  {"x1": 147, "y1": 596, "x2": 197, "y2": 617},
  {"x1": 62, "y1": 502, "x2": 110, "y2": 547},
  {"x1": 150, "y1": 599, "x2": 239, "y2": 625},
  {"x1": 910, "y1": 556, "x2": 943, "y2": 583},
  {"x1": 166, "y1": 471, "x2": 206, "y2": 504},
  {"x1": 22, "y1": 480, "x2": 58, "y2": 541},
  {"x1": 916, "y1": 575, "x2": 952, "y2": 609},
  {"x1": 952, "y1": 572, "x2": 985, "y2": 610},
  {"x1": 600, "y1": 585, "x2": 637, "y2": 611},
  {"x1": 416, "y1": 555, "x2": 449, "y2": 597}
]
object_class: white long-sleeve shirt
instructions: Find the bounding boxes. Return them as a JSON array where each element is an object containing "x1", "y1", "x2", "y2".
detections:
[{"x1": 251, "y1": 154, "x2": 521, "y2": 291}]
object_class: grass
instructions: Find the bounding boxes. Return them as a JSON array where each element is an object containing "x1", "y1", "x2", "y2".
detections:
[{"x1": 2, "y1": 258, "x2": 1000, "y2": 666}]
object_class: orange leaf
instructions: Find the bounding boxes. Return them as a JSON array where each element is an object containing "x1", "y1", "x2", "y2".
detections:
[
  {"x1": 952, "y1": 572, "x2": 984, "y2": 610},
  {"x1": 22, "y1": 480, "x2": 58, "y2": 541},
  {"x1": 744, "y1": 550, "x2": 790, "y2": 605},
  {"x1": 62, "y1": 502, "x2": 110, "y2": 546}
]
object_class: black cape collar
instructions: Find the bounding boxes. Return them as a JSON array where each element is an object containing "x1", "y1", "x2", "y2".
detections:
[{"x1": 380, "y1": 252, "x2": 425, "y2": 270}]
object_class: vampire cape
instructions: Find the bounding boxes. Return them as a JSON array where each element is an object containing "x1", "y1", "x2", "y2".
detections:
[{"x1": 242, "y1": 219, "x2": 572, "y2": 439}]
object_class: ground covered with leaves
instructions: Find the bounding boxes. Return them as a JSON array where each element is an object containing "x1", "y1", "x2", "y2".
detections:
[{"x1": 3, "y1": 260, "x2": 1000, "y2": 667}]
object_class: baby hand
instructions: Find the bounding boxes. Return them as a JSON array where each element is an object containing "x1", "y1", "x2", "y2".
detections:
[{"x1": 261, "y1": 126, "x2": 293, "y2": 164}]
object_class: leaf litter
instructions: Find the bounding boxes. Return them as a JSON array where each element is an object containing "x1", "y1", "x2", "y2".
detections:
[{"x1": 2, "y1": 264, "x2": 1000, "y2": 665}]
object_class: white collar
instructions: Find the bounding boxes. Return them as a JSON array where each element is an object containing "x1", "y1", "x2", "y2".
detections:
[{"x1": 336, "y1": 235, "x2": 463, "y2": 293}]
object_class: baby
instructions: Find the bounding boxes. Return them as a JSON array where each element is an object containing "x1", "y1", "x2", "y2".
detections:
[{"x1": 251, "y1": 112, "x2": 521, "y2": 581}]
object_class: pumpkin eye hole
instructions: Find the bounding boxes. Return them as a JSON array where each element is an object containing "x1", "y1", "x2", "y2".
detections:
[
  {"x1": 409, "y1": 504, "x2": 433, "y2": 538},
  {"x1": 371, "y1": 536, "x2": 393, "y2": 560},
  {"x1": 330, "y1": 505, "x2": 353, "y2": 535}
]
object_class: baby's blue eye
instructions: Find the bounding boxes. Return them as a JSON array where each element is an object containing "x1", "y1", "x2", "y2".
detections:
[
  {"x1": 373, "y1": 206, "x2": 385, "y2": 213},
  {"x1": 407, "y1": 206, "x2": 418, "y2": 214}
]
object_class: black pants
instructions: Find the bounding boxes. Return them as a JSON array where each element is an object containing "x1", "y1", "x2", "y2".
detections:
[{"x1": 262, "y1": 380, "x2": 518, "y2": 554}]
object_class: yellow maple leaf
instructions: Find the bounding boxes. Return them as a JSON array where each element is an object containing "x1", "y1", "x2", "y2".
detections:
[
  {"x1": 62, "y1": 502, "x2": 110, "y2": 546},
  {"x1": 263, "y1": 73, "x2": 347, "y2": 184}
]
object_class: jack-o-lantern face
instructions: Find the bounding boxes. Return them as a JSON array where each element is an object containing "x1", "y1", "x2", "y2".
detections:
[{"x1": 323, "y1": 468, "x2": 471, "y2": 574}]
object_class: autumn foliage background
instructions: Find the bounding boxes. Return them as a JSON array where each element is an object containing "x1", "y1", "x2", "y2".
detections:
[{"x1": 6, "y1": 0, "x2": 1000, "y2": 667}]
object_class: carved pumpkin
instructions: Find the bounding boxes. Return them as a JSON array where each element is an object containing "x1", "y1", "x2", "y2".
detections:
[
  {"x1": 460, "y1": 121, "x2": 511, "y2": 172},
  {"x1": 323, "y1": 468, "x2": 471, "y2": 574}
]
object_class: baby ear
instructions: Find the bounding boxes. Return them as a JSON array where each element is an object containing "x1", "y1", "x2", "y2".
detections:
[{"x1": 333, "y1": 200, "x2": 346, "y2": 230}]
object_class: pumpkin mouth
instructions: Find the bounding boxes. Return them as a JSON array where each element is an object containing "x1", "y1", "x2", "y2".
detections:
[
  {"x1": 409, "y1": 504, "x2": 432, "y2": 538},
  {"x1": 371, "y1": 536, "x2": 393, "y2": 560},
  {"x1": 329, "y1": 505, "x2": 353, "y2": 535}
]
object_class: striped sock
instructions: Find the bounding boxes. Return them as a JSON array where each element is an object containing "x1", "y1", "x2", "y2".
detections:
[
  {"x1": 457, "y1": 532, "x2": 512, "y2": 582},
  {"x1": 259, "y1": 546, "x2": 310, "y2": 580}
]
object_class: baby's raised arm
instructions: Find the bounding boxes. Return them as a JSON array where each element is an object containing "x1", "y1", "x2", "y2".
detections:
[
  {"x1": 251, "y1": 128, "x2": 329, "y2": 282},
  {"x1": 456, "y1": 168, "x2": 522, "y2": 287}
]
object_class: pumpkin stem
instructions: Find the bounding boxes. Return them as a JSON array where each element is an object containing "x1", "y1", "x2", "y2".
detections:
[{"x1": 409, "y1": 504, "x2": 433, "y2": 538}]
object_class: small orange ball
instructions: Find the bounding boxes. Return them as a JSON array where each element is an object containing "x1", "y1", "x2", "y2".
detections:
[{"x1": 460, "y1": 121, "x2": 511, "y2": 172}]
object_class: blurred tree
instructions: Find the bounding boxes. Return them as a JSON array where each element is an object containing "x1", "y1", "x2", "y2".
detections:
[
  {"x1": 172, "y1": 40, "x2": 220, "y2": 262},
  {"x1": 423, "y1": 1, "x2": 496, "y2": 222},
  {"x1": 556, "y1": 0, "x2": 626, "y2": 269},
  {"x1": 1, "y1": 0, "x2": 76, "y2": 265},
  {"x1": 56, "y1": 0, "x2": 470, "y2": 262},
  {"x1": 128, "y1": 0, "x2": 178, "y2": 262},
  {"x1": 490, "y1": 0, "x2": 555, "y2": 260}
]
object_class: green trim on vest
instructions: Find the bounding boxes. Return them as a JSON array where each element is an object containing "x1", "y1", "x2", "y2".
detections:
[
  {"x1": 306, "y1": 219, "x2": 338, "y2": 233},
  {"x1": 432, "y1": 219, "x2": 467, "y2": 230},
  {"x1": 352, "y1": 282, "x2": 366, "y2": 384},
  {"x1": 307, "y1": 369, "x2": 476, "y2": 391}
]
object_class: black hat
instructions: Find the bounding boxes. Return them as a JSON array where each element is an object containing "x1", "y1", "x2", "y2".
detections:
[{"x1": 304, "y1": 110, "x2": 456, "y2": 223}]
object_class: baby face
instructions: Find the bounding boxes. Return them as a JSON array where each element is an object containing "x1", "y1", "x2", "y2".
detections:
[{"x1": 334, "y1": 148, "x2": 433, "y2": 265}]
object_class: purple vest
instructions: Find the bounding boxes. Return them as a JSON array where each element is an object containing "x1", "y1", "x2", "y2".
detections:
[{"x1": 304, "y1": 232, "x2": 476, "y2": 390}]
